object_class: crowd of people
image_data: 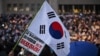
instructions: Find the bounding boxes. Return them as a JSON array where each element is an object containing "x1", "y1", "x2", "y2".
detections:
[
  {"x1": 60, "y1": 13, "x2": 100, "y2": 44},
  {"x1": 0, "y1": 12, "x2": 100, "y2": 56},
  {"x1": 0, "y1": 14, "x2": 33, "y2": 56}
]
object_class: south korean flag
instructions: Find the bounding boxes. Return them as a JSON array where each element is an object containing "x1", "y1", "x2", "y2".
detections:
[{"x1": 28, "y1": 1, "x2": 70, "y2": 56}]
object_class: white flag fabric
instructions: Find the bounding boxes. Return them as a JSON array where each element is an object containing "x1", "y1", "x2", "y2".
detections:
[{"x1": 28, "y1": 1, "x2": 70, "y2": 56}]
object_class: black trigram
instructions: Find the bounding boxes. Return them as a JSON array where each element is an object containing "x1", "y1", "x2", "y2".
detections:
[
  {"x1": 47, "y1": 11, "x2": 56, "y2": 19},
  {"x1": 57, "y1": 42, "x2": 64, "y2": 50},
  {"x1": 40, "y1": 25, "x2": 45, "y2": 34}
]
